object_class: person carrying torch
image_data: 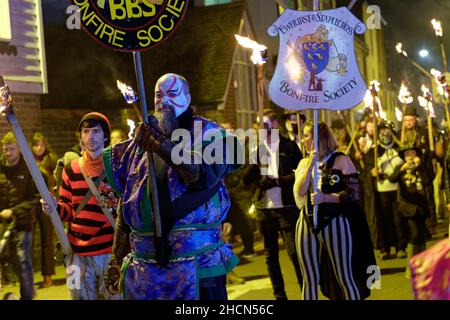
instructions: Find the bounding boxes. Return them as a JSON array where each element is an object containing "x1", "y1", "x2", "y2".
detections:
[
  {"x1": 102, "y1": 73, "x2": 242, "y2": 300},
  {"x1": 40, "y1": 112, "x2": 120, "y2": 300},
  {"x1": 397, "y1": 99, "x2": 444, "y2": 237}
]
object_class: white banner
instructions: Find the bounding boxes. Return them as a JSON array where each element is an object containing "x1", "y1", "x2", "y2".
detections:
[{"x1": 268, "y1": 7, "x2": 367, "y2": 111}]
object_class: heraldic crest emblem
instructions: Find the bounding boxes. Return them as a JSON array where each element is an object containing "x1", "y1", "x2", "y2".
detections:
[{"x1": 267, "y1": 7, "x2": 367, "y2": 111}]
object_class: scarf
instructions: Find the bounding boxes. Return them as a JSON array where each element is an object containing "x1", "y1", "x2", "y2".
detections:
[{"x1": 82, "y1": 151, "x2": 104, "y2": 178}]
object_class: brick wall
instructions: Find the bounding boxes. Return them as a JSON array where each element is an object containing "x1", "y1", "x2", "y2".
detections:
[
  {"x1": 192, "y1": 82, "x2": 237, "y2": 128},
  {"x1": 0, "y1": 93, "x2": 42, "y2": 141},
  {"x1": 222, "y1": 82, "x2": 238, "y2": 128}
]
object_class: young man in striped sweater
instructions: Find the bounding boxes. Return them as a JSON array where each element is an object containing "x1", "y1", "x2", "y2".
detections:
[{"x1": 41, "y1": 112, "x2": 120, "y2": 300}]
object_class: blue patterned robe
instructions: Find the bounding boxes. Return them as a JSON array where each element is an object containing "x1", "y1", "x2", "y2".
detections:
[{"x1": 103, "y1": 116, "x2": 240, "y2": 300}]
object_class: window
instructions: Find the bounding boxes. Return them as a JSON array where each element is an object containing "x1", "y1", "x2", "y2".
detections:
[
  {"x1": 0, "y1": 0, "x2": 12, "y2": 41},
  {"x1": 204, "y1": 0, "x2": 231, "y2": 6}
]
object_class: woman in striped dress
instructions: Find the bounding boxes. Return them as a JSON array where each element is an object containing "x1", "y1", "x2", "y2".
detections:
[{"x1": 293, "y1": 121, "x2": 375, "y2": 300}]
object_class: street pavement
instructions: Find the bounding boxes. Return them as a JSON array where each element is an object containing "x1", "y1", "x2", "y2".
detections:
[{"x1": 1, "y1": 219, "x2": 448, "y2": 300}]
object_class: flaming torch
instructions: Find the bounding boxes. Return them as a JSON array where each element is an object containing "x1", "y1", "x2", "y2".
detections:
[
  {"x1": 418, "y1": 85, "x2": 435, "y2": 152},
  {"x1": 396, "y1": 42, "x2": 434, "y2": 81},
  {"x1": 398, "y1": 82, "x2": 414, "y2": 144},
  {"x1": 235, "y1": 35, "x2": 268, "y2": 132},
  {"x1": 0, "y1": 76, "x2": 72, "y2": 255},
  {"x1": 431, "y1": 19, "x2": 447, "y2": 73},
  {"x1": 117, "y1": 80, "x2": 143, "y2": 122},
  {"x1": 431, "y1": 69, "x2": 450, "y2": 135}
]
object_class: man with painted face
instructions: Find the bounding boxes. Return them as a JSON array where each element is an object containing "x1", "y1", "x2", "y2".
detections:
[{"x1": 102, "y1": 73, "x2": 241, "y2": 300}]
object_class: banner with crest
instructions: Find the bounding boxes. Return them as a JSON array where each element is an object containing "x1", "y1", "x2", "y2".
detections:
[{"x1": 267, "y1": 7, "x2": 367, "y2": 110}]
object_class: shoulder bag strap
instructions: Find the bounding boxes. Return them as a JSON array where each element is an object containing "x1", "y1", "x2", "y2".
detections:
[
  {"x1": 78, "y1": 158, "x2": 115, "y2": 230},
  {"x1": 74, "y1": 173, "x2": 104, "y2": 219}
]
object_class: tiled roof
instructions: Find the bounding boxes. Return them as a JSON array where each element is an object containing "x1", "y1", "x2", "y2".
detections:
[{"x1": 41, "y1": 2, "x2": 245, "y2": 109}]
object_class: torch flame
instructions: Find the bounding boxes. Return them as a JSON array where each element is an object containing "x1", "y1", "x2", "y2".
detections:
[
  {"x1": 235, "y1": 34, "x2": 268, "y2": 65},
  {"x1": 431, "y1": 68, "x2": 442, "y2": 79},
  {"x1": 364, "y1": 89, "x2": 373, "y2": 108},
  {"x1": 127, "y1": 119, "x2": 135, "y2": 139},
  {"x1": 430, "y1": 68, "x2": 448, "y2": 97},
  {"x1": 418, "y1": 95, "x2": 428, "y2": 108},
  {"x1": 117, "y1": 80, "x2": 138, "y2": 104},
  {"x1": 398, "y1": 82, "x2": 414, "y2": 104},
  {"x1": 396, "y1": 42, "x2": 408, "y2": 57},
  {"x1": 369, "y1": 80, "x2": 381, "y2": 93},
  {"x1": 418, "y1": 85, "x2": 435, "y2": 117},
  {"x1": 395, "y1": 107, "x2": 403, "y2": 122},
  {"x1": 431, "y1": 19, "x2": 443, "y2": 37},
  {"x1": 421, "y1": 85, "x2": 430, "y2": 96}
]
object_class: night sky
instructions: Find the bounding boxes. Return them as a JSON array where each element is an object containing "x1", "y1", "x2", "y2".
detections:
[{"x1": 371, "y1": 0, "x2": 450, "y2": 89}]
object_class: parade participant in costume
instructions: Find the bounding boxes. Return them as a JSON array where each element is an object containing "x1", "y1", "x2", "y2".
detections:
[
  {"x1": 222, "y1": 122, "x2": 256, "y2": 260},
  {"x1": 243, "y1": 110, "x2": 303, "y2": 300},
  {"x1": 369, "y1": 120, "x2": 407, "y2": 259},
  {"x1": 41, "y1": 112, "x2": 120, "y2": 300},
  {"x1": 102, "y1": 73, "x2": 241, "y2": 300},
  {"x1": 399, "y1": 106, "x2": 444, "y2": 236},
  {"x1": 31, "y1": 132, "x2": 58, "y2": 287},
  {"x1": 394, "y1": 144, "x2": 430, "y2": 276},
  {"x1": 0, "y1": 132, "x2": 39, "y2": 300},
  {"x1": 294, "y1": 121, "x2": 375, "y2": 300}
]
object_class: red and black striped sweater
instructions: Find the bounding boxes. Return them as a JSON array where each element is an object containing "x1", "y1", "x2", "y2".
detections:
[{"x1": 58, "y1": 159, "x2": 119, "y2": 256}]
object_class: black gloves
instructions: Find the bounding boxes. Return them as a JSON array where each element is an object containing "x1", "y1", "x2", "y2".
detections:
[
  {"x1": 133, "y1": 118, "x2": 166, "y2": 153},
  {"x1": 260, "y1": 177, "x2": 278, "y2": 190}
]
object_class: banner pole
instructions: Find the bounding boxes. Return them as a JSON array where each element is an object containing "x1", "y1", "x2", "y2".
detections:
[{"x1": 132, "y1": 51, "x2": 162, "y2": 238}]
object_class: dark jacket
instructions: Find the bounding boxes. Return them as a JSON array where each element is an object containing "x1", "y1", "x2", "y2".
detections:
[
  {"x1": 243, "y1": 135, "x2": 302, "y2": 210},
  {"x1": 0, "y1": 156, "x2": 39, "y2": 231}
]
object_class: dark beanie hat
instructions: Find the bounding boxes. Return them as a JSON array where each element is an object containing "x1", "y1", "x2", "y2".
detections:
[
  {"x1": 78, "y1": 112, "x2": 111, "y2": 133},
  {"x1": 78, "y1": 112, "x2": 111, "y2": 146}
]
